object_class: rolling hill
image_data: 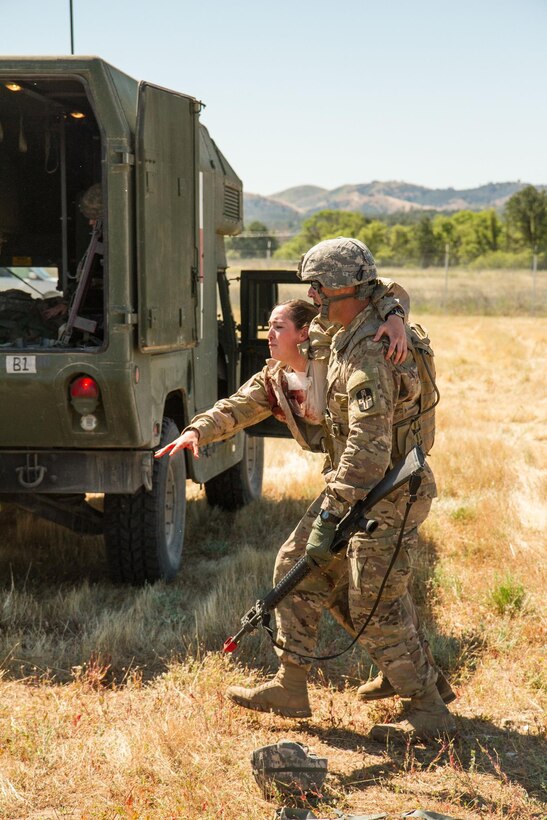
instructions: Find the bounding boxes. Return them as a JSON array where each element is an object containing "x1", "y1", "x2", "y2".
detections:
[{"x1": 244, "y1": 180, "x2": 540, "y2": 230}]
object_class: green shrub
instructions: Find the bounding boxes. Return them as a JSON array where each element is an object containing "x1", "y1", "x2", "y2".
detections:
[
  {"x1": 450, "y1": 505, "x2": 476, "y2": 523},
  {"x1": 488, "y1": 574, "x2": 526, "y2": 616}
]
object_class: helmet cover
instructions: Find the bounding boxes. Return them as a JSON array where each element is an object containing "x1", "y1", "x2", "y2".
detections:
[
  {"x1": 298, "y1": 236, "x2": 376, "y2": 289},
  {"x1": 251, "y1": 740, "x2": 328, "y2": 798}
]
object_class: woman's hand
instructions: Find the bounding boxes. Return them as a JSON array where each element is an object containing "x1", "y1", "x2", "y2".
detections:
[
  {"x1": 154, "y1": 429, "x2": 200, "y2": 459},
  {"x1": 374, "y1": 314, "x2": 407, "y2": 364}
]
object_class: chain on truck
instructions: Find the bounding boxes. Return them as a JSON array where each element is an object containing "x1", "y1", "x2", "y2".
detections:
[{"x1": 0, "y1": 57, "x2": 281, "y2": 584}]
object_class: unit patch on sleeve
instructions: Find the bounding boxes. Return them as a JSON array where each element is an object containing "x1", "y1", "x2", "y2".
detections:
[
  {"x1": 356, "y1": 387, "x2": 375, "y2": 413},
  {"x1": 347, "y1": 366, "x2": 384, "y2": 418}
]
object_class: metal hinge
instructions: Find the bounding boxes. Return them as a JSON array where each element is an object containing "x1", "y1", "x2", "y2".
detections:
[
  {"x1": 113, "y1": 307, "x2": 138, "y2": 325},
  {"x1": 113, "y1": 151, "x2": 135, "y2": 166}
]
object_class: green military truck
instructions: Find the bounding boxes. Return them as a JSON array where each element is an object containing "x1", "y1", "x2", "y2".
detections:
[{"x1": 0, "y1": 56, "x2": 277, "y2": 584}]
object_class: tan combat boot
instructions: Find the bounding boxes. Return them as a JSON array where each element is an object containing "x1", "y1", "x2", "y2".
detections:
[
  {"x1": 226, "y1": 663, "x2": 311, "y2": 718},
  {"x1": 358, "y1": 668, "x2": 456, "y2": 704},
  {"x1": 370, "y1": 684, "x2": 456, "y2": 743}
]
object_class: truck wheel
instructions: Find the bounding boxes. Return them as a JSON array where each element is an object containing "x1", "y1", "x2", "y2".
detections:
[
  {"x1": 103, "y1": 418, "x2": 186, "y2": 584},
  {"x1": 204, "y1": 434, "x2": 264, "y2": 510}
]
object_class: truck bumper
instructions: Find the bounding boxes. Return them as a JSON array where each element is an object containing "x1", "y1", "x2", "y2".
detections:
[{"x1": 0, "y1": 450, "x2": 154, "y2": 494}]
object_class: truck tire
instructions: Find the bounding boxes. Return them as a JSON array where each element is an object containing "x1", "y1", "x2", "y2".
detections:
[
  {"x1": 204, "y1": 434, "x2": 264, "y2": 511},
  {"x1": 103, "y1": 418, "x2": 186, "y2": 584}
]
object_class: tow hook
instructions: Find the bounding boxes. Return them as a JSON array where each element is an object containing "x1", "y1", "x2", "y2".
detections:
[{"x1": 16, "y1": 454, "x2": 47, "y2": 489}]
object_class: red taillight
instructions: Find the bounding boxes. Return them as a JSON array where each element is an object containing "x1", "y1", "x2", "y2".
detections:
[
  {"x1": 70, "y1": 376, "x2": 99, "y2": 400},
  {"x1": 69, "y1": 375, "x2": 100, "y2": 421}
]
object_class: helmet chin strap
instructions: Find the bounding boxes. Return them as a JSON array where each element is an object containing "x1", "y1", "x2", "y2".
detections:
[
  {"x1": 318, "y1": 290, "x2": 354, "y2": 319},
  {"x1": 318, "y1": 287, "x2": 370, "y2": 320}
]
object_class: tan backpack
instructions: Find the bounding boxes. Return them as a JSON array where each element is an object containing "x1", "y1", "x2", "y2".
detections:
[{"x1": 395, "y1": 322, "x2": 439, "y2": 455}]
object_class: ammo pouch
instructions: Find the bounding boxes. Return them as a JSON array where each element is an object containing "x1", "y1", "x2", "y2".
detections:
[{"x1": 322, "y1": 412, "x2": 350, "y2": 463}]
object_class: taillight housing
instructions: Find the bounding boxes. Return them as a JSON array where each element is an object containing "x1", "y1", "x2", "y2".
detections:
[{"x1": 70, "y1": 375, "x2": 100, "y2": 415}]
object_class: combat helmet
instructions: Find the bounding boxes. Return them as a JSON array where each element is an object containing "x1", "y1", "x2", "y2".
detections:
[
  {"x1": 251, "y1": 740, "x2": 328, "y2": 799},
  {"x1": 297, "y1": 236, "x2": 377, "y2": 319}
]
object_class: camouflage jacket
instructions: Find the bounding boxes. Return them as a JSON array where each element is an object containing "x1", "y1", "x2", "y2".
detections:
[
  {"x1": 319, "y1": 302, "x2": 436, "y2": 518},
  {"x1": 186, "y1": 279, "x2": 409, "y2": 454}
]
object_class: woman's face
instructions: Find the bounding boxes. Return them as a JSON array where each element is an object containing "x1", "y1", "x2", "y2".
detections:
[{"x1": 267, "y1": 305, "x2": 308, "y2": 363}]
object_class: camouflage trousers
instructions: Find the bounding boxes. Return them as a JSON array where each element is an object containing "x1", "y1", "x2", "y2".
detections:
[{"x1": 273, "y1": 480, "x2": 437, "y2": 698}]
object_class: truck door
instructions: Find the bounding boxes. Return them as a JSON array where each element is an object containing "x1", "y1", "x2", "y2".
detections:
[
  {"x1": 240, "y1": 269, "x2": 307, "y2": 438},
  {"x1": 136, "y1": 82, "x2": 199, "y2": 351}
]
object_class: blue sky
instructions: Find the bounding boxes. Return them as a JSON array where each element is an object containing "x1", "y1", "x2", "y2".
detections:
[{"x1": 3, "y1": 0, "x2": 546, "y2": 196}]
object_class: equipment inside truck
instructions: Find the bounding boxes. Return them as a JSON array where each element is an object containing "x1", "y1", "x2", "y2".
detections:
[{"x1": 0, "y1": 77, "x2": 104, "y2": 348}]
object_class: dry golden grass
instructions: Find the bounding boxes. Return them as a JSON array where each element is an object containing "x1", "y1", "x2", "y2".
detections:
[{"x1": 0, "y1": 314, "x2": 545, "y2": 818}]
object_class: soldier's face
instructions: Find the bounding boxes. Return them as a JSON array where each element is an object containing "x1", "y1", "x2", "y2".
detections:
[
  {"x1": 320, "y1": 285, "x2": 355, "y2": 322},
  {"x1": 267, "y1": 306, "x2": 308, "y2": 363}
]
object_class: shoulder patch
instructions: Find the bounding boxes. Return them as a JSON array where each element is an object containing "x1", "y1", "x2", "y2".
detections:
[
  {"x1": 347, "y1": 365, "x2": 383, "y2": 418},
  {"x1": 355, "y1": 386, "x2": 376, "y2": 413}
]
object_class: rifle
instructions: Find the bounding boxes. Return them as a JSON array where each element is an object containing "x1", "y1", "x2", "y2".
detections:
[
  {"x1": 59, "y1": 218, "x2": 103, "y2": 345},
  {"x1": 223, "y1": 444, "x2": 425, "y2": 654}
]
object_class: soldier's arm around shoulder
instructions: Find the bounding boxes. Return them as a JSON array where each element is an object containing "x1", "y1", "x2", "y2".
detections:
[{"x1": 370, "y1": 278, "x2": 410, "y2": 364}]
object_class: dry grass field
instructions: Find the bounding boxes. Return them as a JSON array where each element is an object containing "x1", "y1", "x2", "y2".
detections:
[{"x1": 0, "y1": 304, "x2": 545, "y2": 817}]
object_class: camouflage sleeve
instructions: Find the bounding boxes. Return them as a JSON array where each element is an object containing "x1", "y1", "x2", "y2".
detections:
[
  {"x1": 371, "y1": 277, "x2": 411, "y2": 320},
  {"x1": 323, "y1": 342, "x2": 395, "y2": 516},
  {"x1": 186, "y1": 368, "x2": 272, "y2": 446}
]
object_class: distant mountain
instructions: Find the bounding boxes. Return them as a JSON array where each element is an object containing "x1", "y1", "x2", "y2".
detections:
[
  {"x1": 243, "y1": 193, "x2": 303, "y2": 231},
  {"x1": 271, "y1": 185, "x2": 328, "y2": 210},
  {"x1": 243, "y1": 180, "x2": 539, "y2": 231}
]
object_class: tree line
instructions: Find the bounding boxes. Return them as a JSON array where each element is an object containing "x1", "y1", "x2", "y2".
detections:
[{"x1": 229, "y1": 185, "x2": 547, "y2": 268}]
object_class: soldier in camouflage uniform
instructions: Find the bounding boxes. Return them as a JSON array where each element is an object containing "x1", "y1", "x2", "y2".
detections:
[
  {"x1": 156, "y1": 289, "x2": 410, "y2": 715},
  {"x1": 226, "y1": 237, "x2": 456, "y2": 743}
]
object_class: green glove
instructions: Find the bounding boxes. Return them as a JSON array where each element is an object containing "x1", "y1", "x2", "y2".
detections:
[{"x1": 305, "y1": 514, "x2": 339, "y2": 568}]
